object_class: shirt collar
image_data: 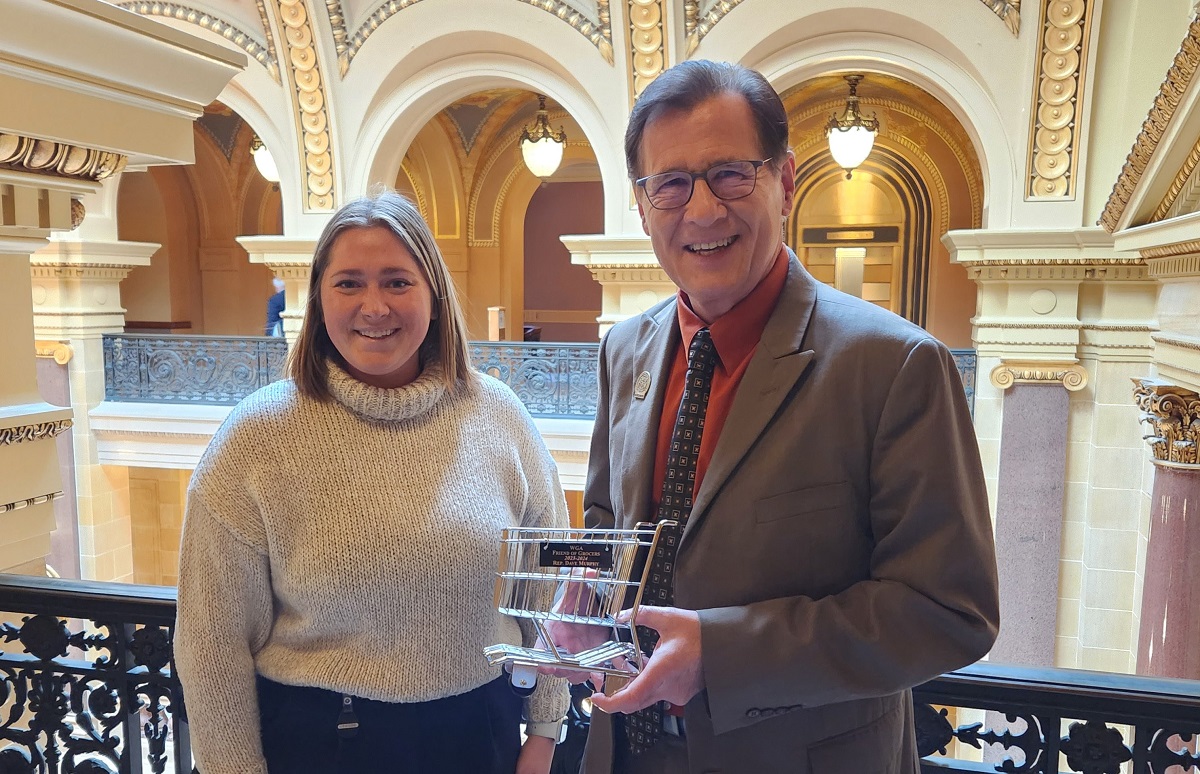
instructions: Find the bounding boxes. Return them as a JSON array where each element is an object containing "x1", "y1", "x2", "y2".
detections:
[{"x1": 676, "y1": 245, "x2": 790, "y2": 372}]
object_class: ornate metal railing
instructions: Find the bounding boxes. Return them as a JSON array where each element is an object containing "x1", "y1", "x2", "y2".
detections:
[
  {"x1": 913, "y1": 661, "x2": 1200, "y2": 772},
  {"x1": 0, "y1": 574, "x2": 191, "y2": 773},
  {"x1": 951, "y1": 348, "x2": 978, "y2": 416},
  {"x1": 103, "y1": 334, "x2": 287, "y2": 406},
  {"x1": 100, "y1": 334, "x2": 976, "y2": 419},
  {"x1": 469, "y1": 341, "x2": 599, "y2": 418},
  {"x1": 3, "y1": 574, "x2": 1199, "y2": 773}
]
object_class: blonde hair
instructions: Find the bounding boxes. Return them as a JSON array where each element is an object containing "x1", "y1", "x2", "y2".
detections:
[{"x1": 288, "y1": 190, "x2": 477, "y2": 400}]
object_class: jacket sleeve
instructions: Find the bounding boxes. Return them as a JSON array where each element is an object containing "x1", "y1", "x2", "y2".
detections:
[
  {"x1": 175, "y1": 492, "x2": 273, "y2": 774},
  {"x1": 698, "y1": 338, "x2": 1000, "y2": 734}
]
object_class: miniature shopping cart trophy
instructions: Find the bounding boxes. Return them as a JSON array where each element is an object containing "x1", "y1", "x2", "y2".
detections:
[{"x1": 484, "y1": 521, "x2": 677, "y2": 696}]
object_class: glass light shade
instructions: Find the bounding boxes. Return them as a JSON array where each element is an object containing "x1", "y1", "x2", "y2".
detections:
[
  {"x1": 252, "y1": 143, "x2": 281, "y2": 183},
  {"x1": 827, "y1": 125, "x2": 876, "y2": 173},
  {"x1": 521, "y1": 136, "x2": 564, "y2": 178}
]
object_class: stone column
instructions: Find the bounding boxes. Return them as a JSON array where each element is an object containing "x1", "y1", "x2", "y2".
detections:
[
  {"x1": 947, "y1": 228, "x2": 1157, "y2": 672},
  {"x1": 0, "y1": 170, "x2": 94, "y2": 575},
  {"x1": 30, "y1": 238, "x2": 156, "y2": 582},
  {"x1": 238, "y1": 237, "x2": 317, "y2": 347},
  {"x1": 1133, "y1": 379, "x2": 1200, "y2": 679},
  {"x1": 560, "y1": 235, "x2": 674, "y2": 338}
]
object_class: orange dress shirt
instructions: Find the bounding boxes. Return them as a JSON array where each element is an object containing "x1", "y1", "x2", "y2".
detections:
[{"x1": 650, "y1": 246, "x2": 790, "y2": 513}]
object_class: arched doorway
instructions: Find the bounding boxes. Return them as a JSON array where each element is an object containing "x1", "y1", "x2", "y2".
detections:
[{"x1": 782, "y1": 74, "x2": 984, "y2": 347}]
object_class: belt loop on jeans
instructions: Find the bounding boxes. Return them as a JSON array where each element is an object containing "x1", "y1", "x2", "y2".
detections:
[
  {"x1": 662, "y1": 713, "x2": 686, "y2": 737},
  {"x1": 337, "y1": 694, "x2": 359, "y2": 739}
]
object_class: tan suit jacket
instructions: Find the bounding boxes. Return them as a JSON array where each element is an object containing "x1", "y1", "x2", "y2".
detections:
[{"x1": 581, "y1": 256, "x2": 999, "y2": 774}]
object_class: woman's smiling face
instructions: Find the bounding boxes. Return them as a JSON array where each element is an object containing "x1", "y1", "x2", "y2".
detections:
[{"x1": 320, "y1": 226, "x2": 435, "y2": 389}]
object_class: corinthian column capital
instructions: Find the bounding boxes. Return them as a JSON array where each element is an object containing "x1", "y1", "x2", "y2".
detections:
[{"x1": 1134, "y1": 379, "x2": 1200, "y2": 468}]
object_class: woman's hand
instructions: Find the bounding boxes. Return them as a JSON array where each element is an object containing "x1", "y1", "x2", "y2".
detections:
[{"x1": 515, "y1": 733, "x2": 556, "y2": 774}]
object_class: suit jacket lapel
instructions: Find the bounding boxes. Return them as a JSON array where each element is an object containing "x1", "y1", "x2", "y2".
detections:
[
  {"x1": 620, "y1": 301, "x2": 680, "y2": 526},
  {"x1": 685, "y1": 256, "x2": 818, "y2": 540}
]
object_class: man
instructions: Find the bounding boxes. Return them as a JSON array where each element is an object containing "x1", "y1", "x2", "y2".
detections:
[
  {"x1": 577, "y1": 60, "x2": 999, "y2": 773},
  {"x1": 264, "y1": 276, "x2": 285, "y2": 336}
]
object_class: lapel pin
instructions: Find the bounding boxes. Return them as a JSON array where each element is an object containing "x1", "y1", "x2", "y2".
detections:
[{"x1": 634, "y1": 371, "x2": 652, "y2": 400}]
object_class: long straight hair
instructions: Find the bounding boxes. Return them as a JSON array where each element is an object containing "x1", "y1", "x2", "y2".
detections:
[{"x1": 288, "y1": 190, "x2": 476, "y2": 400}]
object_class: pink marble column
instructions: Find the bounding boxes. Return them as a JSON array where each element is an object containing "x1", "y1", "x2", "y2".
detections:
[{"x1": 1133, "y1": 379, "x2": 1200, "y2": 679}]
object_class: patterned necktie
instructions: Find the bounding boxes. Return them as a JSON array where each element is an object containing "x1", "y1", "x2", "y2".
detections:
[{"x1": 624, "y1": 327, "x2": 717, "y2": 755}]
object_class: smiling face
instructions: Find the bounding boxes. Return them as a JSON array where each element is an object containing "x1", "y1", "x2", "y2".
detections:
[
  {"x1": 319, "y1": 225, "x2": 435, "y2": 389},
  {"x1": 636, "y1": 91, "x2": 796, "y2": 322}
]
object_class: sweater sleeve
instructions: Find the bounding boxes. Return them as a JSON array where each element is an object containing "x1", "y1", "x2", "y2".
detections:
[
  {"x1": 509, "y1": 403, "x2": 572, "y2": 733},
  {"x1": 175, "y1": 492, "x2": 273, "y2": 774}
]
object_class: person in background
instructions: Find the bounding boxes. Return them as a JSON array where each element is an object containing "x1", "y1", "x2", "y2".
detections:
[
  {"x1": 265, "y1": 275, "x2": 285, "y2": 336},
  {"x1": 176, "y1": 190, "x2": 569, "y2": 774},
  {"x1": 565, "y1": 60, "x2": 1000, "y2": 774}
]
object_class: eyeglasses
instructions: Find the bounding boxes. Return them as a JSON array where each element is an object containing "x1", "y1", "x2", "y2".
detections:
[{"x1": 635, "y1": 158, "x2": 773, "y2": 210}]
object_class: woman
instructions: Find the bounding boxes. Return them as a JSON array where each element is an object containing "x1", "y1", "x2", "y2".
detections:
[{"x1": 175, "y1": 191, "x2": 569, "y2": 774}]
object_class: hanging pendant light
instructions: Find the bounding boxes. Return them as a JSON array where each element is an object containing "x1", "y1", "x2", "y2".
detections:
[
  {"x1": 250, "y1": 135, "x2": 280, "y2": 184},
  {"x1": 520, "y1": 95, "x2": 567, "y2": 178},
  {"x1": 825, "y1": 74, "x2": 879, "y2": 180}
]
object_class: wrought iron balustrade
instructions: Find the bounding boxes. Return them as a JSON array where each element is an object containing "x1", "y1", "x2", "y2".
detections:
[
  {"x1": 100, "y1": 334, "x2": 975, "y2": 420},
  {"x1": 913, "y1": 661, "x2": 1200, "y2": 773},
  {"x1": 468, "y1": 341, "x2": 600, "y2": 419},
  {"x1": 0, "y1": 574, "x2": 190, "y2": 773},
  {"x1": 951, "y1": 348, "x2": 977, "y2": 415},
  {"x1": 102, "y1": 335, "x2": 287, "y2": 406},
  {"x1": 3, "y1": 574, "x2": 1198, "y2": 773}
]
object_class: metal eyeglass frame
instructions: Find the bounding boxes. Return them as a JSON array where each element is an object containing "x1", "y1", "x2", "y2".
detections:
[{"x1": 634, "y1": 157, "x2": 773, "y2": 210}]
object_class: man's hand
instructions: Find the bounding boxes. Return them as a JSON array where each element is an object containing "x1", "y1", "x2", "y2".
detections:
[
  {"x1": 537, "y1": 571, "x2": 612, "y2": 683},
  {"x1": 589, "y1": 606, "x2": 704, "y2": 713},
  {"x1": 515, "y1": 733, "x2": 555, "y2": 774}
]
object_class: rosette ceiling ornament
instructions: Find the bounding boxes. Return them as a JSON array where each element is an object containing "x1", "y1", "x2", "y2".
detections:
[
  {"x1": 520, "y1": 95, "x2": 567, "y2": 178},
  {"x1": 826, "y1": 75, "x2": 880, "y2": 179}
]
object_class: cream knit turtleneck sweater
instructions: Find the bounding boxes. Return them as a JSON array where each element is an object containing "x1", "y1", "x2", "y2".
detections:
[{"x1": 175, "y1": 364, "x2": 570, "y2": 774}]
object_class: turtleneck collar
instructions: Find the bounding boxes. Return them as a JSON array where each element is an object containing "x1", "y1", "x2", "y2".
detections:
[{"x1": 325, "y1": 360, "x2": 448, "y2": 422}]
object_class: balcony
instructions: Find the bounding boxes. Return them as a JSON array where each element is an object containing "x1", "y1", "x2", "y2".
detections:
[{"x1": 2, "y1": 574, "x2": 1197, "y2": 772}]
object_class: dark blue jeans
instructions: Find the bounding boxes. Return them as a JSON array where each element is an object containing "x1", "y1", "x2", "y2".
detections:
[{"x1": 257, "y1": 674, "x2": 522, "y2": 773}]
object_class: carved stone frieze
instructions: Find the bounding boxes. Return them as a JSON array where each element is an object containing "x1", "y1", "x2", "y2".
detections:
[
  {"x1": 0, "y1": 420, "x2": 73, "y2": 447},
  {"x1": 990, "y1": 361, "x2": 1088, "y2": 391},
  {"x1": 0, "y1": 492, "x2": 64, "y2": 515},
  {"x1": 119, "y1": 1, "x2": 280, "y2": 81},
  {"x1": 978, "y1": 0, "x2": 1021, "y2": 36},
  {"x1": 1027, "y1": 0, "x2": 1094, "y2": 199},
  {"x1": 275, "y1": 0, "x2": 336, "y2": 211},
  {"x1": 629, "y1": 0, "x2": 667, "y2": 99},
  {"x1": 1134, "y1": 378, "x2": 1200, "y2": 467},
  {"x1": 1152, "y1": 133, "x2": 1200, "y2": 221},
  {"x1": 339, "y1": 1, "x2": 612, "y2": 73},
  {"x1": 1141, "y1": 246, "x2": 1200, "y2": 269},
  {"x1": 1100, "y1": 15, "x2": 1200, "y2": 232},
  {"x1": 0, "y1": 134, "x2": 125, "y2": 181}
]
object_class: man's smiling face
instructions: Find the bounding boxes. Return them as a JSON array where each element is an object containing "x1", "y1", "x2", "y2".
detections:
[{"x1": 635, "y1": 91, "x2": 796, "y2": 322}]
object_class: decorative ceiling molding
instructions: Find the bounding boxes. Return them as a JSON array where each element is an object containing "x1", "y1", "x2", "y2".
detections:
[
  {"x1": 1152, "y1": 133, "x2": 1200, "y2": 221},
  {"x1": 1099, "y1": 13, "x2": 1200, "y2": 232},
  {"x1": 629, "y1": 0, "x2": 667, "y2": 101},
  {"x1": 274, "y1": 0, "x2": 336, "y2": 211},
  {"x1": 1026, "y1": 0, "x2": 1094, "y2": 200},
  {"x1": 0, "y1": 133, "x2": 126, "y2": 181},
  {"x1": 978, "y1": 0, "x2": 1021, "y2": 36},
  {"x1": 683, "y1": 0, "x2": 744, "y2": 55},
  {"x1": 118, "y1": 1, "x2": 280, "y2": 82},
  {"x1": 339, "y1": 0, "x2": 612, "y2": 75},
  {"x1": 324, "y1": 0, "x2": 350, "y2": 76}
]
